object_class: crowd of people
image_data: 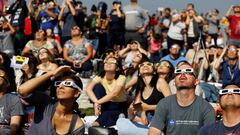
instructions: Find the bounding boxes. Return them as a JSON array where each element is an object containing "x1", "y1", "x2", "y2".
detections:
[{"x1": 0, "y1": 0, "x2": 239, "y2": 134}]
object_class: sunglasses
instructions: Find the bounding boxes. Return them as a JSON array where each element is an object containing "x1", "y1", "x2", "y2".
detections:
[
  {"x1": 174, "y1": 68, "x2": 195, "y2": 76},
  {"x1": 71, "y1": 26, "x2": 80, "y2": 30},
  {"x1": 155, "y1": 62, "x2": 171, "y2": 68},
  {"x1": 219, "y1": 88, "x2": 240, "y2": 95},
  {"x1": 54, "y1": 81, "x2": 82, "y2": 91},
  {"x1": 139, "y1": 62, "x2": 154, "y2": 68},
  {"x1": 104, "y1": 59, "x2": 117, "y2": 65},
  {"x1": 228, "y1": 48, "x2": 237, "y2": 52}
]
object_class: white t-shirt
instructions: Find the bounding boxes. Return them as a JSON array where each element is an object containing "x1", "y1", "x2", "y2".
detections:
[{"x1": 167, "y1": 21, "x2": 186, "y2": 40}]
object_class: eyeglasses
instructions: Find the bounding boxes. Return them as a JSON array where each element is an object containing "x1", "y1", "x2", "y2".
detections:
[
  {"x1": 71, "y1": 26, "x2": 80, "y2": 30},
  {"x1": 155, "y1": 62, "x2": 171, "y2": 68},
  {"x1": 228, "y1": 48, "x2": 237, "y2": 52},
  {"x1": 104, "y1": 58, "x2": 117, "y2": 65},
  {"x1": 219, "y1": 88, "x2": 240, "y2": 95},
  {"x1": 174, "y1": 68, "x2": 195, "y2": 76},
  {"x1": 54, "y1": 81, "x2": 82, "y2": 91},
  {"x1": 139, "y1": 62, "x2": 154, "y2": 68}
]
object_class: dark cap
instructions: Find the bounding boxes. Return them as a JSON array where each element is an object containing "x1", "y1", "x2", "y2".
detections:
[{"x1": 113, "y1": 0, "x2": 121, "y2": 5}]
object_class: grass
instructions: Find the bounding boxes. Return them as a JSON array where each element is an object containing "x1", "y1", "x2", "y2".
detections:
[{"x1": 80, "y1": 108, "x2": 94, "y2": 116}]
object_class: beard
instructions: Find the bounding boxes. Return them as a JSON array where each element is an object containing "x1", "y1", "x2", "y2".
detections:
[{"x1": 176, "y1": 85, "x2": 195, "y2": 91}]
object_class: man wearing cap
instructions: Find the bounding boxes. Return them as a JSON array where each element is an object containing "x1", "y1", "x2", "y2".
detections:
[
  {"x1": 160, "y1": 44, "x2": 187, "y2": 67},
  {"x1": 148, "y1": 63, "x2": 215, "y2": 135},
  {"x1": 226, "y1": 5, "x2": 240, "y2": 47},
  {"x1": 123, "y1": 0, "x2": 149, "y2": 50},
  {"x1": 198, "y1": 84, "x2": 240, "y2": 134}
]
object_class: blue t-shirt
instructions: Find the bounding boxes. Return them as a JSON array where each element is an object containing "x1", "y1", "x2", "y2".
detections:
[
  {"x1": 39, "y1": 8, "x2": 59, "y2": 30},
  {"x1": 222, "y1": 61, "x2": 240, "y2": 87},
  {"x1": 198, "y1": 121, "x2": 240, "y2": 135},
  {"x1": 160, "y1": 55, "x2": 187, "y2": 67}
]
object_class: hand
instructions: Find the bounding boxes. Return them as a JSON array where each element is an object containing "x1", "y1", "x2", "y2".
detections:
[
  {"x1": 51, "y1": 65, "x2": 75, "y2": 78},
  {"x1": 127, "y1": 105, "x2": 137, "y2": 119},
  {"x1": 133, "y1": 102, "x2": 142, "y2": 112},
  {"x1": 126, "y1": 44, "x2": 131, "y2": 50},
  {"x1": 94, "y1": 103, "x2": 101, "y2": 116},
  {"x1": 138, "y1": 27, "x2": 145, "y2": 34},
  {"x1": 73, "y1": 61, "x2": 82, "y2": 68},
  {"x1": 39, "y1": 5, "x2": 46, "y2": 11},
  {"x1": 116, "y1": 4, "x2": 121, "y2": 9}
]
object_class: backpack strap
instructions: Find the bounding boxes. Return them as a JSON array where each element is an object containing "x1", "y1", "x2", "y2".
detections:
[{"x1": 67, "y1": 113, "x2": 78, "y2": 134}]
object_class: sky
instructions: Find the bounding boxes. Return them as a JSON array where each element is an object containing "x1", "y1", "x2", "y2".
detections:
[
  {"x1": 7, "y1": 0, "x2": 240, "y2": 17},
  {"x1": 72, "y1": 0, "x2": 240, "y2": 17}
]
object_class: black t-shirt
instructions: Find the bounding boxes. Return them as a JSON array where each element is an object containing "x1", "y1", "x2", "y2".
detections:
[
  {"x1": 198, "y1": 120, "x2": 240, "y2": 135},
  {"x1": 109, "y1": 11, "x2": 125, "y2": 32}
]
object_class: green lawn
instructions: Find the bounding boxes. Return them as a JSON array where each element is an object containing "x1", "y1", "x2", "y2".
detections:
[{"x1": 80, "y1": 108, "x2": 94, "y2": 116}]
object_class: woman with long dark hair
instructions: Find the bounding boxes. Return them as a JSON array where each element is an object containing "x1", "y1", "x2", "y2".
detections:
[
  {"x1": 86, "y1": 56, "x2": 127, "y2": 127},
  {"x1": 18, "y1": 66, "x2": 85, "y2": 135},
  {"x1": 116, "y1": 60, "x2": 171, "y2": 135}
]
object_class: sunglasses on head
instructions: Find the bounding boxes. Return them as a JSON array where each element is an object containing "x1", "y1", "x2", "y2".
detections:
[
  {"x1": 219, "y1": 88, "x2": 240, "y2": 95},
  {"x1": 139, "y1": 62, "x2": 154, "y2": 68},
  {"x1": 54, "y1": 81, "x2": 82, "y2": 91},
  {"x1": 174, "y1": 68, "x2": 195, "y2": 76}
]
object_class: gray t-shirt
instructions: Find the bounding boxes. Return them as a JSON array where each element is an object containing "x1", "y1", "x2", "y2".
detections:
[
  {"x1": 123, "y1": 4, "x2": 149, "y2": 31},
  {"x1": 64, "y1": 38, "x2": 91, "y2": 62},
  {"x1": 0, "y1": 93, "x2": 24, "y2": 135},
  {"x1": 0, "y1": 31, "x2": 15, "y2": 55},
  {"x1": 23, "y1": 91, "x2": 85, "y2": 135},
  {"x1": 150, "y1": 95, "x2": 215, "y2": 135}
]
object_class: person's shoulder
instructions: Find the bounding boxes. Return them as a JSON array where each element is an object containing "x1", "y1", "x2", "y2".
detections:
[
  {"x1": 159, "y1": 94, "x2": 176, "y2": 104},
  {"x1": 118, "y1": 75, "x2": 126, "y2": 79},
  {"x1": 160, "y1": 55, "x2": 169, "y2": 60},
  {"x1": 195, "y1": 96, "x2": 214, "y2": 109},
  {"x1": 198, "y1": 121, "x2": 218, "y2": 135},
  {"x1": 4, "y1": 93, "x2": 21, "y2": 104},
  {"x1": 5, "y1": 93, "x2": 20, "y2": 99}
]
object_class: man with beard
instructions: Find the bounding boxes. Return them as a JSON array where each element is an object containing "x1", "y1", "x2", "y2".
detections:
[
  {"x1": 160, "y1": 44, "x2": 187, "y2": 67},
  {"x1": 198, "y1": 84, "x2": 240, "y2": 135},
  {"x1": 214, "y1": 44, "x2": 240, "y2": 87},
  {"x1": 148, "y1": 63, "x2": 215, "y2": 135},
  {"x1": 0, "y1": 66, "x2": 23, "y2": 134}
]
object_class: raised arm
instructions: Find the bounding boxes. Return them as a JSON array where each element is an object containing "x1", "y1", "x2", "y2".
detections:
[
  {"x1": 156, "y1": 78, "x2": 172, "y2": 97},
  {"x1": 18, "y1": 66, "x2": 73, "y2": 97},
  {"x1": 118, "y1": 45, "x2": 131, "y2": 58},
  {"x1": 214, "y1": 46, "x2": 227, "y2": 71},
  {"x1": 226, "y1": 5, "x2": 234, "y2": 17}
]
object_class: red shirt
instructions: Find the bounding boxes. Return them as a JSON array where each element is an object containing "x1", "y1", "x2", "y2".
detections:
[
  {"x1": 24, "y1": 17, "x2": 32, "y2": 36},
  {"x1": 227, "y1": 15, "x2": 240, "y2": 40}
]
